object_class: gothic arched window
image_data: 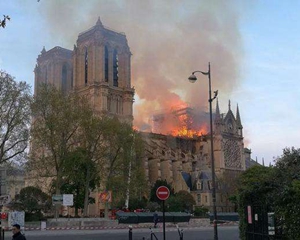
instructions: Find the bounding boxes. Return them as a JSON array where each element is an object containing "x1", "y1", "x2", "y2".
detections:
[
  {"x1": 62, "y1": 64, "x2": 67, "y2": 93},
  {"x1": 105, "y1": 46, "x2": 109, "y2": 82},
  {"x1": 113, "y1": 49, "x2": 118, "y2": 87},
  {"x1": 85, "y1": 47, "x2": 88, "y2": 85}
]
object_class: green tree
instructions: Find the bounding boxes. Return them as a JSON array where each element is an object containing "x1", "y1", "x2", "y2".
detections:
[
  {"x1": 102, "y1": 121, "x2": 147, "y2": 216},
  {"x1": 76, "y1": 114, "x2": 110, "y2": 216},
  {"x1": 272, "y1": 147, "x2": 300, "y2": 239},
  {"x1": 11, "y1": 186, "x2": 51, "y2": 221},
  {"x1": 166, "y1": 190, "x2": 195, "y2": 212},
  {"x1": 30, "y1": 84, "x2": 88, "y2": 194},
  {"x1": 29, "y1": 85, "x2": 147, "y2": 218},
  {"x1": 128, "y1": 196, "x2": 148, "y2": 211},
  {"x1": 237, "y1": 165, "x2": 275, "y2": 240},
  {"x1": 60, "y1": 147, "x2": 100, "y2": 216},
  {"x1": 218, "y1": 170, "x2": 241, "y2": 212},
  {"x1": 235, "y1": 148, "x2": 300, "y2": 239},
  {"x1": 193, "y1": 206, "x2": 209, "y2": 217},
  {"x1": 0, "y1": 71, "x2": 32, "y2": 164}
]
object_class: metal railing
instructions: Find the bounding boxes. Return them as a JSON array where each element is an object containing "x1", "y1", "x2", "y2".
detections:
[
  {"x1": 138, "y1": 226, "x2": 184, "y2": 240},
  {"x1": 176, "y1": 225, "x2": 183, "y2": 240}
]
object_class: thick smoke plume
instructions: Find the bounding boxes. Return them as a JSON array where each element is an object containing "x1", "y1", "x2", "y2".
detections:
[{"x1": 36, "y1": 0, "x2": 245, "y2": 131}]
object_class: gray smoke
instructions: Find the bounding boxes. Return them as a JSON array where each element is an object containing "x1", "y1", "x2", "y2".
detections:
[{"x1": 35, "y1": 0, "x2": 246, "y2": 131}]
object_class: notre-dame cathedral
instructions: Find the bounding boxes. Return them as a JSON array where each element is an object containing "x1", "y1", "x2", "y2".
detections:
[
  {"x1": 34, "y1": 17, "x2": 134, "y2": 123},
  {"x1": 33, "y1": 18, "x2": 253, "y2": 214}
]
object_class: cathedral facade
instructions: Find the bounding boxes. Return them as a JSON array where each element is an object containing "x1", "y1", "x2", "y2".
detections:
[
  {"x1": 34, "y1": 17, "x2": 134, "y2": 123},
  {"x1": 142, "y1": 101, "x2": 249, "y2": 212},
  {"x1": 33, "y1": 18, "x2": 251, "y2": 214}
]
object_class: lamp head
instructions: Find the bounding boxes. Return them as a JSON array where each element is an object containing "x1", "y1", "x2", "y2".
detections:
[{"x1": 188, "y1": 74, "x2": 197, "y2": 83}]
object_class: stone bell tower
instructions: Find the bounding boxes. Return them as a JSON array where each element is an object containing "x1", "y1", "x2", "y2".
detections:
[
  {"x1": 73, "y1": 17, "x2": 134, "y2": 123},
  {"x1": 214, "y1": 100, "x2": 245, "y2": 172},
  {"x1": 34, "y1": 46, "x2": 73, "y2": 96}
]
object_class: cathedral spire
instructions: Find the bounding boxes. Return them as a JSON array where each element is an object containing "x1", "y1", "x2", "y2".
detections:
[
  {"x1": 41, "y1": 46, "x2": 46, "y2": 54},
  {"x1": 236, "y1": 104, "x2": 242, "y2": 127},
  {"x1": 228, "y1": 100, "x2": 231, "y2": 111},
  {"x1": 215, "y1": 98, "x2": 221, "y2": 122},
  {"x1": 96, "y1": 16, "x2": 103, "y2": 27}
]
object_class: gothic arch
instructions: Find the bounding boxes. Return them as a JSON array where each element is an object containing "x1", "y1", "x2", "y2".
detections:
[
  {"x1": 104, "y1": 45, "x2": 109, "y2": 82},
  {"x1": 84, "y1": 46, "x2": 88, "y2": 85},
  {"x1": 61, "y1": 63, "x2": 68, "y2": 93},
  {"x1": 113, "y1": 49, "x2": 119, "y2": 87}
]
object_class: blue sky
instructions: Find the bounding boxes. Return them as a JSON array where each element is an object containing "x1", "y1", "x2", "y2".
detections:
[
  {"x1": 1, "y1": 0, "x2": 299, "y2": 165},
  {"x1": 235, "y1": 1, "x2": 300, "y2": 164}
]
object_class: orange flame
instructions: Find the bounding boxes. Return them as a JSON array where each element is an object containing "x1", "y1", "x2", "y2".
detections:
[
  {"x1": 134, "y1": 101, "x2": 209, "y2": 138},
  {"x1": 171, "y1": 113, "x2": 208, "y2": 138}
]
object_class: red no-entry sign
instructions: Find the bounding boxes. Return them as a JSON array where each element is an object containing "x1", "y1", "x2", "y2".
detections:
[{"x1": 156, "y1": 186, "x2": 170, "y2": 201}]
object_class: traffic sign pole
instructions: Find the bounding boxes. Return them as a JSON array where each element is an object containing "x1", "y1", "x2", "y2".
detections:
[
  {"x1": 156, "y1": 186, "x2": 170, "y2": 240},
  {"x1": 163, "y1": 200, "x2": 166, "y2": 240}
]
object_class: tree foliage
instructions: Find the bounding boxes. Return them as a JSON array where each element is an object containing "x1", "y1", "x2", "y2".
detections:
[
  {"x1": 272, "y1": 147, "x2": 300, "y2": 239},
  {"x1": 218, "y1": 170, "x2": 241, "y2": 211},
  {"x1": 103, "y1": 122, "x2": 147, "y2": 210},
  {"x1": 166, "y1": 190, "x2": 195, "y2": 212},
  {"x1": 30, "y1": 84, "x2": 88, "y2": 193},
  {"x1": 237, "y1": 147, "x2": 300, "y2": 240},
  {"x1": 11, "y1": 186, "x2": 51, "y2": 221},
  {"x1": 0, "y1": 15, "x2": 10, "y2": 28},
  {"x1": 193, "y1": 206, "x2": 209, "y2": 217},
  {"x1": 0, "y1": 71, "x2": 32, "y2": 164},
  {"x1": 60, "y1": 147, "x2": 100, "y2": 216},
  {"x1": 237, "y1": 165, "x2": 275, "y2": 240},
  {"x1": 29, "y1": 84, "x2": 147, "y2": 217}
]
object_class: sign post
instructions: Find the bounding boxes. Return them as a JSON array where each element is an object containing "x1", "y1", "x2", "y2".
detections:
[
  {"x1": 247, "y1": 205, "x2": 252, "y2": 224},
  {"x1": 156, "y1": 186, "x2": 170, "y2": 240},
  {"x1": 63, "y1": 194, "x2": 73, "y2": 221}
]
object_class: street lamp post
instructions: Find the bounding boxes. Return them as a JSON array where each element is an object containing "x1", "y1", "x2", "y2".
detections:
[{"x1": 188, "y1": 62, "x2": 218, "y2": 240}]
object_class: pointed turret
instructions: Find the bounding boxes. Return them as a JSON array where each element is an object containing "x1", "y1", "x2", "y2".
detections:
[
  {"x1": 236, "y1": 104, "x2": 243, "y2": 128},
  {"x1": 96, "y1": 16, "x2": 103, "y2": 27},
  {"x1": 41, "y1": 46, "x2": 46, "y2": 54},
  {"x1": 215, "y1": 99, "x2": 221, "y2": 123},
  {"x1": 228, "y1": 100, "x2": 231, "y2": 111}
]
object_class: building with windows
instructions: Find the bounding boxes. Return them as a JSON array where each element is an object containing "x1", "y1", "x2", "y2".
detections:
[
  {"x1": 142, "y1": 101, "x2": 249, "y2": 212},
  {"x1": 31, "y1": 18, "x2": 254, "y2": 214},
  {"x1": 0, "y1": 165, "x2": 25, "y2": 200},
  {"x1": 34, "y1": 17, "x2": 134, "y2": 123}
]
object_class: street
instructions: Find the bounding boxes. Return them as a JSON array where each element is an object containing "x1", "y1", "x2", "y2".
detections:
[{"x1": 5, "y1": 226, "x2": 239, "y2": 240}]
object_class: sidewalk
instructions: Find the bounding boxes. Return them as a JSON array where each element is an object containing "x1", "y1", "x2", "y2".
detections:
[{"x1": 21, "y1": 219, "x2": 238, "y2": 231}]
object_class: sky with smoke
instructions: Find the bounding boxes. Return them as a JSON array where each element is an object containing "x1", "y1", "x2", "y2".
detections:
[
  {"x1": 1, "y1": 0, "x2": 300, "y2": 165},
  {"x1": 35, "y1": 0, "x2": 244, "y2": 131}
]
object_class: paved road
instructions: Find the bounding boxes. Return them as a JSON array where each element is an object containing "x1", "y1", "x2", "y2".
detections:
[{"x1": 5, "y1": 226, "x2": 239, "y2": 240}]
